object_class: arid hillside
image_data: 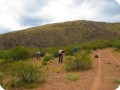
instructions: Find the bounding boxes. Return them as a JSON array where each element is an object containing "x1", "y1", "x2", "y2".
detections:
[{"x1": 0, "y1": 20, "x2": 120, "y2": 49}]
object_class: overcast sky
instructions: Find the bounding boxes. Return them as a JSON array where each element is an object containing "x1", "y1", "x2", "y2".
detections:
[{"x1": 0, "y1": 0, "x2": 120, "y2": 34}]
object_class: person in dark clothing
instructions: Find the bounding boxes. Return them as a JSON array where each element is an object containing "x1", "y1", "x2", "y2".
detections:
[
  {"x1": 36, "y1": 51, "x2": 41, "y2": 60},
  {"x1": 58, "y1": 53, "x2": 63, "y2": 63},
  {"x1": 58, "y1": 50, "x2": 64, "y2": 63},
  {"x1": 73, "y1": 48, "x2": 78, "y2": 52}
]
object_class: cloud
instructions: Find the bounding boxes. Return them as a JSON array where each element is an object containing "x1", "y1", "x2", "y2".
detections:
[
  {"x1": 0, "y1": 0, "x2": 47, "y2": 33},
  {"x1": 40, "y1": 0, "x2": 120, "y2": 23},
  {"x1": 19, "y1": 15, "x2": 50, "y2": 26},
  {"x1": 0, "y1": 0, "x2": 120, "y2": 34},
  {"x1": 116, "y1": 0, "x2": 120, "y2": 5}
]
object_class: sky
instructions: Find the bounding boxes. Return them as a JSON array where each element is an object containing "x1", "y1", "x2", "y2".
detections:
[{"x1": 0, "y1": 0, "x2": 120, "y2": 34}]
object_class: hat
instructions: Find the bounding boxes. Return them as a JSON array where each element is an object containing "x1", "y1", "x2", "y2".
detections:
[{"x1": 59, "y1": 50, "x2": 63, "y2": 53}]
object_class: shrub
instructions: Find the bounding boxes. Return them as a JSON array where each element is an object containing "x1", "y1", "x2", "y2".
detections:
[
  {"x1": 65, "y1": 47, "x2": 74, "y2": 56},
  {"x1": 113, "y1": 42, "x2": 120, "y2": 50},
  {"x1": 45, "y1": 48, "x2": 58, "y2": 57},
  {"x1": 77, "y1": 53, "x2": 92, "y2": 70},
  {"x1": 113, "y1": 80, "x2": 120, "y2": 84},
  {"x1": 80, "y1": 40, "x2": 109, "y2": 50},
  {"x1": 65, "y1": 52, "x2": 92, "y2": 71},
  {"x1": 42, "y1": 60, "x2": 47, "y2": 65},
  {"x1": 0, "y1": 59, "x2": 14, "y2": 72},
  {"x1": 65, "y1": 57, "x2": 75, "y2": 71},
  {"x1": 8, "y1": 61, "x2": 44, "y2": 88},
  {"x1": 51, "y1": 50, "x2": 58, "y2": 58},
  {"x1": 10, "y1": 46, "x2": 31, "y2": 60},
  {"x1": 66, "y1": 74, "x2": 80, "y2": 81},
  {"x1": 0, "y1": 50, "x2": 12, "y2": 60},
  {"x1": 40, "y1": 51, "x2": 46, "y2": 57},
  {"x1": 42, "y1": 55, "x2": 53, "y2": 65},
  {"x1": 85, "y1": 50, "x2": 92, "y2": 54},
  {"x1": 94, "y1": 55, "x2": 99, "y2": 58},
  {"x1": 0, "y1": 60, "x2": 4, "y2": 63}
]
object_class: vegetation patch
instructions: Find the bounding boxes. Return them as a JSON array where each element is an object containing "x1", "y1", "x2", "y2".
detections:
[
  {"x1": 0, "y1": 50, "x2": 12, "y2": 60},
  {"x1": 65, "y1": 47, "x2": 74, "y2": 56},
  {"x1": 10, "y1": 46, "x2": 31, "y2": 60},
  {"x1": 42, "y1": 55, "x2": 53, "y2": 65},
  {"x1": 65, "y1": 51, "x2": 92, "y2": 71},
  {"x1": 0, "y1": 59, "x2": 4, "y2": 63},
  {"x1": 0, "y1": 59, "x2": 15, "y2": 72},
  {"x1": 0, "y1": 20, "x2": 119, "y2": 49},
  {"x1": 94, "y1": 55, "x2": 99, "y2": 58},
  {"x1": 113, "y1": 80, "x2": 120, "y2": 84},
  {"x1": 7, "y1": 61, "x2": 45, "y2": 89},
  {"x1": 66, "y1": 74, "x2": 80, "y2": 81}
]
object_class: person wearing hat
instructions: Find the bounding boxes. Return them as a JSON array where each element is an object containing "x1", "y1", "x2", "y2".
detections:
[
  {"x1": 36, "y1": 51, "x2": 41, "y2": 60},
  {"x1": 58, "y1": 50, "x2": 64, "y2": 63}
]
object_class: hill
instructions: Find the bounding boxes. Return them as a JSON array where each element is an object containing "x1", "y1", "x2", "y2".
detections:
[{"x1": 0, "y1": 20, "x2": 120, "y2": 49}]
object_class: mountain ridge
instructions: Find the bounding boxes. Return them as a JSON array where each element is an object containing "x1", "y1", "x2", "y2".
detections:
[{"x1": 0, "y1": 20, "x2": 120, "y2": 49}]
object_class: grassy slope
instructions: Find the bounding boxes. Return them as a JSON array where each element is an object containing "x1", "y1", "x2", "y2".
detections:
[{"x1": 0, "y1": 20, "x2": 120, "y2": 49}]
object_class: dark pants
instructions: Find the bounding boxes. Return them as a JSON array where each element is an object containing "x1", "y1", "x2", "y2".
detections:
[
  {"x1": 58, "y1": 54, "x2": 63, "y2": 63},
  {"x1": 37, "y1": 55, "x2": 40, "y2": 60}
]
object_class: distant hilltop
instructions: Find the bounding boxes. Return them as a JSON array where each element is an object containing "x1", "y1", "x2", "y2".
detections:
[{"x1": 0, "y1": 20, "x2": 120, "y2": 49}]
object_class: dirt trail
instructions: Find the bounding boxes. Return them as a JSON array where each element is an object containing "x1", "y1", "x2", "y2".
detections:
[
  {"x1": 90, "y1": 49, "x2": 101, "y2": 90},
  {"x1": 91, "y1": 48, "x2": 120, "y2": 90},
  {"x1": 34, "y1": 48, "x2": 120, "y2": 90},
  {"x1": 99, "y1": 48, "x2": 120, "y2": 90}
]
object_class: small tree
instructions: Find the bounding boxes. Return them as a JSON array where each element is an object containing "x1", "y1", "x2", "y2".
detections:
[
  {"x1": 65, "y1": 47, "x2": 74, "y2": 56},
  {"x1": 10, "y1": 46, "x2": 31, "y2": 60},
  {"x1": 8, "y1": 61, "x2": 44, "y2": 88},
  {"x1": 42, "y1": 55, "x2": 53, "y2": 65}
]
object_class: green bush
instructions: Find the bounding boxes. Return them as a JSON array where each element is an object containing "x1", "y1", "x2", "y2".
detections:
[
  {"x1": 113, "y1": 80, "x2": 120, "y2": 84},
  {"x1": 65, "y1": 47, "x2": 74, "y2": 56},
  {"x1": 76, "y1": 53, "x2": 92, "y2": 70},
  {"x1": 43, "y1": 55, "x2": 53, "y2": 62},
  {"x1": 0, "y1": 60, "x2": 4, "y2": 63},
  {"x1": 94, "y1": 55, "x2": 99, "y2": 58},
  {"x1": 0, "y1": 50, "x2": 12, "y2": 60},
  {"x1": 113, "y1": 42, "x2": 120, "y2": 50},
  {"x1": 80, "y1": 40, "x2": 110, "y2": 50},
  {"x1": 8, "y1": 61, "x2": 44, "y2": 88},
  {"x1": 65, "y1": 57, "x2": 75, "y2": 71},
  {"x1": 44, "y1": 48, "x2": 58, "y2": 57},
  {"x1": 40, "y1": 51, "x2": 46, "y2": 57},
  {"x1": 0, "y1": 59, "x2": 14, "y2": 72},
  {"x1": 65, "y1": 52, "x2": 92, "y2": 71},
  {"x1": 10, "y1": 46, "x2": 31, "y2": 60},
  {"x1": 42, "y1": 55, "x2": 53, "y2": 65},
  {"x1": 51, "y1": 50, "x2": 58, "y2": 58},
  {"x1": 66, "y1": 74, "x2": 80, "y2": 81},
  {"x1": 85, "y1": 50, "x2": 92, "y2": 54}
]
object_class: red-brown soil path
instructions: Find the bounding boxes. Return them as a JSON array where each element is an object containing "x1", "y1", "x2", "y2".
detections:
[{"x1": 31, "y1": 48, "x2": 120, "y2": 90}]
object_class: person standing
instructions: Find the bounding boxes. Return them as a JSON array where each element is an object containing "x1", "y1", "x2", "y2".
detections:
[
  {"x1": 58, "y1": 50, "x2": 64, "y2": 63},
  {"x1": 73, "y1": 48, "x2": 78, "y2": 53},
  {"x1": 36, "y1": 51, "x2": 41, "y2": 60}
]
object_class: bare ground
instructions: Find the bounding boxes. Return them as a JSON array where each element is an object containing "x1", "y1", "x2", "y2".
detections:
[{"x1": 31, "y1": 48, "x2": 120, "y2": 90}]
